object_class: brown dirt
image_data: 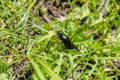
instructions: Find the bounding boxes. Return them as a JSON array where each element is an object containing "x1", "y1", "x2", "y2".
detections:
[{"x1": 33, "y1": 0, "x2": 71, "y2": 22}]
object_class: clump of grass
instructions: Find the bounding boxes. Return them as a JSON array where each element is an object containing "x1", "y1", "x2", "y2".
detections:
[{"x1": 0, "y1": 0, "x2": 120, "y2": 80}]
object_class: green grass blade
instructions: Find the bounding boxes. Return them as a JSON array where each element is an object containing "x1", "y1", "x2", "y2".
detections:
[
  {"x1": 27, "y1": 54, "x2": 46, "y2": 80},
  {"x1": 37, "y1": 58, "x2": 63, "y2": 80}
]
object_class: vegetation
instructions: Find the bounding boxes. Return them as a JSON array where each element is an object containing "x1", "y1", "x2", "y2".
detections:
[{"x1": 0, "y1": 0, "x2": 120, "y2": 80}]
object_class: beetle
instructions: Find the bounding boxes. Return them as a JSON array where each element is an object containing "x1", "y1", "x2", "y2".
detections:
[{"x1": 57, "y1": 31, "x2": 77, "y2": 49}]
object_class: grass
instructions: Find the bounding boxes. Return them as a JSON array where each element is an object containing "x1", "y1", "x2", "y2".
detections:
[{"x1": 0, "y1": 0, "x2": 120, "y2": 80}]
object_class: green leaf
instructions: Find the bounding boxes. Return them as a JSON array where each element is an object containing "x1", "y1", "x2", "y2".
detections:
[
  {"x1": 27, "y1": 54, "x2": 46, "y2": 80},
  {"x1": 0, "y1": 73, "x2": 8, "y2": 80},
  {"x1": 37, "y1": 58, "x2": 63, "y2": 80}
]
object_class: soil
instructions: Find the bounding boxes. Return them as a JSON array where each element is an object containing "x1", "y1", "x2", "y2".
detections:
[{"x1": 33, "y1": 0, "x2": 71, "y2": 22}]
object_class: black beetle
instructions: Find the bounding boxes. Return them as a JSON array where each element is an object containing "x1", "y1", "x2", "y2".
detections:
[{"x1": 57, "y1": 31, "x2": 77, "y2": 49}]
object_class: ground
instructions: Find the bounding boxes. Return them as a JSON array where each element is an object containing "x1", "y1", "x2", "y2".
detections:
[{"x1": 0, "y1": 0, "x2": 120, "y2": 80}]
